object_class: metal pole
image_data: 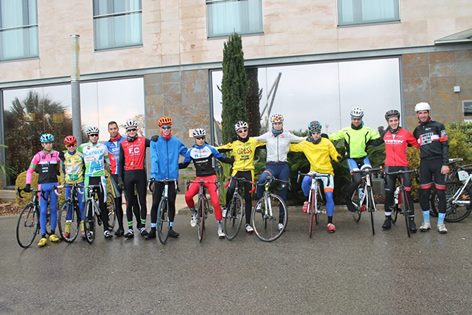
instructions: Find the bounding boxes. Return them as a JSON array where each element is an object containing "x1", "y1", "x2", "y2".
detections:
[{"x1": 70, "y1": 34, "x2": 82, "y2": 145}]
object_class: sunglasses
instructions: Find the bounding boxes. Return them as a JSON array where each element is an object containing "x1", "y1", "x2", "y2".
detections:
[
  {"x1": 272, "y1": 122, "x2": 283, "y2": 125},
  {"x1": 66, "y1": 144, "x2": 76, "y2": 147},
  {"x1": 127, "y1": 128, "x2": 137, "y2": 132},
  {"x1": 352, "y1": 118, "x2": 362, "y2": 121},
  {"x1": 237, "y1": 128, "x2": 248, "y2": 134},
  {"x1": 89, "y1": 134, "x2": 99, "y2": 137},
  {"x1": 195, "y1": 137, "x2": 205, "y2": 140},
  {"x1": 311, "y1": 131, "x2": 321, "y2": 135},
  {"x1": 161, "y1": 125, "x2": 171, "y2": 130}
]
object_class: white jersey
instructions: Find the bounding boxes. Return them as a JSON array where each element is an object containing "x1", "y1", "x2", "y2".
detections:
[{"x1": 255, "y1": 131, "x2": 304, "y2": 162}]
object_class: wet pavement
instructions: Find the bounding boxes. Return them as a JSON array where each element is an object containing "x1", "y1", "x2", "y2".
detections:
[{"x1": 1, "y1": 205, "x2": 472, "y2": 314}]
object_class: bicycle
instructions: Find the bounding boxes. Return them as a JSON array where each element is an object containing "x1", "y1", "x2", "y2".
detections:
[
  {"x1": 297, "y1": 171, "x2": 329, "y2": 238},
  {"x1": 58, "y1": 183, "x2": 84, "y2": 243},
  {"x1": 16, "y1": 187, "x2": 57, "y2": 248},
  {"x1": 384, "y1": 169, "x2": 416, "y2": 238},
  {"x1": 83, "y1": 184, "x2": 105, "y2": 244},
  {"x1": 150, "y1": 179, "x2": 177, "y2": 245},
  {"x1": 223, "y1": 177, "x2": 255, "y2": 240},
  {"x1": 187, "y1": 179, "x2": 218, "y2": 242},
  {"x1": 251, "y1": 176, "x2": 288, "y2": 242},
  {"x1": 430, "y1": 158, "x2": 472, "y2": 222},
  {"x1": 350, "y1": 167, "x2": 382, "y2": 235}
]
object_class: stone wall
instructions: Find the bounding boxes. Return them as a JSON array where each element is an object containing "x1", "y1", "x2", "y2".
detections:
[{"x1": 402, "y1": 49, "x2": 472, "y2": 129}]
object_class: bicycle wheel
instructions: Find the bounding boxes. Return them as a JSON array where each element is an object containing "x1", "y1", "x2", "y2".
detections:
[
  {"x1": 224, "y1": 193, "x2": 244, "y2": 240},
  {"x1": 367, "y1": 186, "x2": 375, "y2": 235},
  {"x1": 197, "y1": 197, "x2": 207, "y2": 242},
  {"x1": 16, "y1": 203, "x2": 39, "y2": 248},
  {"x1": 401, "y1": 190, "x2": 411, "y2": 238},
  {"x1": 252, "y1": 193, "x2": 287, "y2": 242},
  {"x1": 391, "y1": 204, "x2": 399, "y2": 224},
  {"x1": 350, "y1": 189, "x2": 362, "y2": 223},
  {"x1": 58, "y1": 201, "x2": 79, "y2": 243},
  {"x1": 429, "y1": 187, "x2": 439, "y2": 217},
  {"x1": 83, "y1": 200, "x2": 96, "y2": 244},
  {"x1": 157, "y1": 198, "x2": 170, "y2": 245},
  {"x1": 106, "y1": 192, "x2": 116, "y2": 231},
  {"x1": 308, "y1": 191, "x2": 315, "y2": 238},
  {"x1": 431, "y1": 182, "x2": 472, "y2": 222}
]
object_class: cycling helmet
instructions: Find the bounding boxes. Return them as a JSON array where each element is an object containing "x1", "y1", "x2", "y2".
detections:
[
  {"x1": 40, "y1": 133, "x2": 54, "y2": 143},
  {"x1": 123, "y1": 119, "x2": 138, "y2": 131},
  {"x1": 64, "y1": 135, "x2": 77, "y2": 145},
  {"x1": 270, "y1": 113, "x2": 284, "y2": 123},
  {"x1": 414, "y1": 102, "x2": 431, "y2": 112},
  {"x1": 350, "y1": 107, "x2": 364, "y2": 118},
  {"x1": 234, "y1": 121, "x2": 248, "y2": 131},
  {"x1": 85, "y1": 126, "x2": 99, "y2": 135},
  {"x1": 192, "y1": 128, "x2": 206, "y2": 138},
  {"x1": 158, "y1": 116, "x2": 172, "y2": 127},
  {"x1": 308, "y1": 121, "x2": 322, "y2": 133},
  {"x1": 385, "y1": 109, "x2": 400, "y2": 121}
]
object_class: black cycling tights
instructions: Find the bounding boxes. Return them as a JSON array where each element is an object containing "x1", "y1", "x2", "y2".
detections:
[{"x1": 123, "y1": 170, "x2": 147, "y2": 229}]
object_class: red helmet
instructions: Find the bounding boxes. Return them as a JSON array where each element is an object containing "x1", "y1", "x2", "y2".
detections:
[
  {"x1": 64, "y1": 135, "x2": 77, "y2": 145},
  {"x1": 158, "y1": 116, "x2": 173, "y2": 127}
]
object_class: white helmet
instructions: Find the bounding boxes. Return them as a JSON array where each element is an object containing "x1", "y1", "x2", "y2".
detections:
[
  {"x1": 270, "y1": 113, "x2": 284, "y2": 123},
  {"x1": 192, "y1": 128, "x2": 206, "y2": 138},
  {"x1": 234, "y1": 121, "x2": 248, "y2": 131},
  {"x1": 85, "y1": 126, "x2": 99, "y2": 135},
  {"x1": 123, "y1": 119, "x2": 138, "y2": 131},
  {"x1": 415, "y1": 102, "x2": 431, "y2": 112},
  {"x1": 350, "y1": 107, "x2": 364, "y2": 118}
]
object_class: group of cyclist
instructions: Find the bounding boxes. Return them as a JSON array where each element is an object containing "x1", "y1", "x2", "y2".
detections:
[{"x1": 24, "y1": 100, "x2": 451, "y2": 247}]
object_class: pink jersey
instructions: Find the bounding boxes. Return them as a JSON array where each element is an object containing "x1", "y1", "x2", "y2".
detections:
[{"x1": 26, "y1": 150, "x2": 61, "y2": 184}]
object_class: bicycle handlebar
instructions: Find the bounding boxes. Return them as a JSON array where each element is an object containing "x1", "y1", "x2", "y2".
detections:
[
  {"x1": 351, "y1": 167, "x2": 382, "y2": 175},
  {"x1": 224, "y1": 177, "x2": 256, "y2": 194},
  {"x1": 384, "y1": 169, "x2": 417, "y2": 176},
  {"x1": 297, "y1": 171, "x2": 330, "y2": 183}
]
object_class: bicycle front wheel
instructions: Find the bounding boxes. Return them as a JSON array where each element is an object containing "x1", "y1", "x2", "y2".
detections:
[
  {"x1": 197, "y1": 197, "x2": 207, "y2": 242},
  {"x1": 106, "y1": 192, "x2": 116, "y2": 231},
  {"x1": 445, "y1": 184, "x2": 471, "y2": 222},
  {"x1": 308, "y1": 192, "x2": 315, "y2": 238},
  {"x1": 252, "y1": 193, "x2": 287, "y2": 242},
  {"x1": 157, "y1": 199, "x2": 170, "y2": 245},
  {"x1": 58, "y1": 201, "x2": 79, "y2": 243},
  {"x1": 367, "y1": 186, "x2": 375, "y2": 235},
  {"x1": 16, "y1": 203, "x2": 39, "y2": 248},
  {"x1": 84, "y1": 200, "x2": 96, "y2": 244},
  {"x1": 350, "y1": 190, "x2": 362, "y2": 223},
  {"x1": 401, "y1": 190, "x2": 411, "y2": 238},
  {"x1": 224, "y1": 194, "x2": 244, "y2": 240}
]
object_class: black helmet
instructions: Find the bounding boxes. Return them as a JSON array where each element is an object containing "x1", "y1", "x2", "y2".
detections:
[{"x1": 385, "y1": 109, "x2": 400, "y2": 121}]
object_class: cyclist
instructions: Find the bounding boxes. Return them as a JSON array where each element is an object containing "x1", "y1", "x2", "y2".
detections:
[
  {"x1": 255, "y1": 113, "x2": 305, "y2": 231},
  {"x1": 217, "y1": 121, "x2": 265, "y2": 233},
  {"x1": 382, "y1": 110, "x2": 419, "y2": 232},
  {"x1": 78, "y1": 126, "x2": 113, "y2": 239},
  {"x1": 179, "y1": 128, "x2": 233, "y2": 238},
  {"x1": 329, "y1": 107, "x2": 383, "y2": 213},
  {"x1": 148, "y1": 116, "x2": 187, "y2": 239},
  {"x1": 60, "y1": 135, "x2": 86, "y2": 238},
  {"x1": 412, "y1": 102, "x2": 450, "y2": 234},
  {"x1": 25, "y1": 133, "x2": 61, "y2": 247},
  {"x1": 290, "y1": 121, "x2": 341, "y2": 233},
  {"x1": 118, "y1": 119, "x2": 150, "y2": 239},
  {"x1": 105, "y1": 121, "x2": 127, "y2": 237}
]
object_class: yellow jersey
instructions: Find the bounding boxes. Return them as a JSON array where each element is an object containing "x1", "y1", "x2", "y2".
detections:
[
  {"x1": 290, "y1": 138, "x2": 340, "y2": 175},
  {"x1": 217, "y1": 137, "x2": 265, "y2": 176}
]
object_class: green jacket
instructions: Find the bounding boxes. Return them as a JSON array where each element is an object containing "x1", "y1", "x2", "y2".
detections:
[{"x1": 329, "y1": 125, "x2": 381, "y2": 159}]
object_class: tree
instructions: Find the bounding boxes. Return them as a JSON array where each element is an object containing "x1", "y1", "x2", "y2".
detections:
[
  {"x1": 221, "y1": 33, "x2": 248, "y2": 143},
  {"x1": 3, "y1": 91, "x2": 72, "y2": 185},
  {"x1": 246, "y1": 67, "x2": 262, "y2": 137}
]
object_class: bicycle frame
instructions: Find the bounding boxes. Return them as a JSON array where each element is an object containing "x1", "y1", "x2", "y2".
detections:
[{"x1": 450, "y1": 172, "x2": 472, "y2": 207}]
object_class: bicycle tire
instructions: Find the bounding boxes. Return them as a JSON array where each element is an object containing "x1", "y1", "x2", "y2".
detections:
[
  {"x1": 106, "y1": 192, "x2": 116, "y2": 231},
  {"x1": 252, "y1": 193, "x2": 287, "y2": 242},
  {"x1": 350, "y1": 189, "x2": 362, "y2": 223},
  {"x1": 308, "y1": 190, "x2": 315, "y2": 238},
  {"x1": 157, "y1": 198, "x2": 170, "y2": 245},
  {"x1": 391, "y1": 204, "x2": 399, "y2": 224},
  {"x1": 83, "y1": 200, "x2": 96, "y2": 244},
  {"x1": 367, "y1": 186, "x2": 375, "y2": 235},
  {"x1": 16, "y1": 203, "x2": 39, "y2": 248},
  {"x1": 58, "y1": 201, "x2": 80, "y2": 243},
  {"x1": 224, "y1": 193, "x2": 244, "y2": 240},
  {"x1": 431, "y1": 183, "x2": 472, "y2": 222},
  {"x1": 197, "y1": 196, "x2": 207, "y2": 242},
  {"x1": 401, "y1": 190, "x2": 411, "y2": 238}
]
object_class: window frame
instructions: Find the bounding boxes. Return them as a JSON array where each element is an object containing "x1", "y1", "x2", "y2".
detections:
[
  {"x1": 337, "y1": 0, "x2": 400, "y2": 27},
  {"x1": 463, "y1": 100, "x2": 472, "y2": 116}
]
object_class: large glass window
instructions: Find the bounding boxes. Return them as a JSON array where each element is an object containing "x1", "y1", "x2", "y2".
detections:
[
  {"x1": 338, "y1": 0, "x2": 399, "y2": 26},
  {"x1": 2, "y1": 77, "x2": 144, "y2": 185},
  {"x1": 211, "y1": 58, "x2": 401, "y2": 143},
  {"x1": 207, "y1": 0, "x2": 263, "y2": 37},
  {"x1": 93, "y1": 0, "x2": 142, "y2": 50},
  {"x1": 0, "y1": 0, "x2": 38, "y2": 60}
]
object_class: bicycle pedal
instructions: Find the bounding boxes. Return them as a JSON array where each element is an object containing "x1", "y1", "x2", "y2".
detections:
[{"x1": 359, "y1": 205, "x2": 366, "y2": 212}]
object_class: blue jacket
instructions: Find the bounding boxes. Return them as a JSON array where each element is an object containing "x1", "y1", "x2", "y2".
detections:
[
  {"x1": 150, "y1": 136, "x2": 187, "y2": 180},
  {"x1": 105, "y1": 135, "x2": 126, "y2": 175}
]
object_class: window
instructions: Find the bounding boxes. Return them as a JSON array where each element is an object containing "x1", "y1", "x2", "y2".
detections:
[
  {"x1": 464, "y1": 100, "x2": 472, "y2": 116},
  {"x1": 0, "y1": 0, "x2": 38, "y2": 61},
  {"x1": 93, "y1": 0, "x2": 142, "y2": 50},
  {"x1": 206, "y1": 0, "x2": 263, "y2": 37},
  {"x1": 338, "y1": 0, "x2": 399, "y2": 26}
]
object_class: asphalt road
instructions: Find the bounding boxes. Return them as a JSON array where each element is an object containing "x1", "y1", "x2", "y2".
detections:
[{"x1": 1, "y1": 206, "x2": 472, "y2": 315}]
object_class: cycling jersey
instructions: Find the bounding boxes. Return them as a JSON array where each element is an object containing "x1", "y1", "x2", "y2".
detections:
[
  {"x1": 78, "y1": 142, "x2": 110, "y2": 177},
  {"x1": 181, "y1": 143, "x2": 232, "y2": 177},
  {"x1": 383, "y1": 127, "x2": 419, "y2": 167},
  {"x1": 289, "y1": 138, "x2": 340, "y2": 175},
  {"x1": 105, "y1": 134, "x2": 126, "y2": 175},
  {"x1": 217, "y1": 137, "x2": 264, "y2": 176},
  {"x1": 329, "y1": 125, "x2": 381, "y2": 159},
  {"x1": 413, "y1": 119, "x2": 449, "y2": 164},
  {"x1": 119, "y1": 136, "x2": 150, "y2": 173},
  {"x1": 26, "y1": 150, "x2": 61, "y2": 184},
  {"x1": 255, "y1": 131, "x2": 304, "y2": 162},
  {"x1": 61, "y1": 150, "x2": 85, "y2": 184},
  {"x1": 150, "y1": 135, "x2": 187, "y2": 180}
]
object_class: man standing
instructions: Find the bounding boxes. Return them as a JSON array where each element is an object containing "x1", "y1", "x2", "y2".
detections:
[{"x1": 413, "y1": 102, "x2": 450, "y2": 234}]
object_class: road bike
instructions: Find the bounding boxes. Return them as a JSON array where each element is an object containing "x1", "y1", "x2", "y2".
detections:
[
  {"x1": 223, "y1": 176, "x2": 254, "y2": 240},
  {"x1": 150, "y1": 179, "x2": 177, "y2": 245},
  {"x1": 187, "y1": 179, "x2": 219, "y2": 242},
  {"x1": 58, "y1": 183, "x2": 84, "y2": 243}
]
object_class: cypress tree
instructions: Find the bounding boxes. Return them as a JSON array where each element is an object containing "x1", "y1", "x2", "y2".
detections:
[{"x1": 245, "y1": 67, "x2": 261, "y2": 137}]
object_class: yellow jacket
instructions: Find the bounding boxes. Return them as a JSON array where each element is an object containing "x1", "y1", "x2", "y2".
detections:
[
  {"x1": 290, "y1": 138, "x2": 340, "y2": 175},
  {"x1": 217, "y1": 137, "x2": 265, "y2": 176}
]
